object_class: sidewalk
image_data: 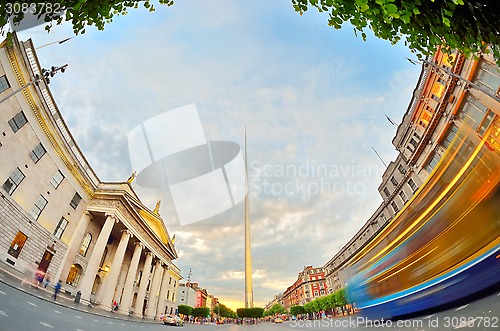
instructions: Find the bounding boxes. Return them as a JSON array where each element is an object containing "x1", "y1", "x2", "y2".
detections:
[{"x1": 0, "y1": 260, "x2": 157, "y2": 325}]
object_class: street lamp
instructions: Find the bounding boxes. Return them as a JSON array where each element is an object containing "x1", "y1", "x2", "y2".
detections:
[
  {"x1": 0, "y1": 64, "x2": 68, "y2": 104},
  {"x1": 406, "y1": 57, "x2": 500, "y2": 103}
]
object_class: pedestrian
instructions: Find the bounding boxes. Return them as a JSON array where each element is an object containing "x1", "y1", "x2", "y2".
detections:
[
  {"x1": 35, "y1": 269, "x2": 45, "y2": 287},
  {"x1": 44, "y1": 273, "x2": 51, "y2": 288},
  {"x1": 53, "y1": 280, "x2": 62, "y2": 300}
]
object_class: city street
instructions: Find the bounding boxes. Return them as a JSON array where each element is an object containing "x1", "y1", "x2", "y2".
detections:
[{"x1": 0, "y1": 277, "x2": 498, "y2": 331}]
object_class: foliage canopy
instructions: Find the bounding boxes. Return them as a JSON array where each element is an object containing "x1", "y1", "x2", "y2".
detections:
[
  {"x1": 236, "y1": 307, "x2": 264, "y2": 318},
  {"x1": 2, "y1": 0, "x2": 498, "y2": 64},
  {"x1": 263, "y1": 303, "x2": 287, "y2": 317},
  {"x1": 177, "y1": 304, "x2": 193, "y2": 316},
  {"x1": 291, "y1": 0, "x2": 500, "y2": 64},
  {"x1": 214, "y1": 303, "x2": 237, "y2": 318},
  {"x1": 192, "y1": 307, "x2": 210, "y2": 318},
  {"x1": 0, "y1": 0, "x2": 174, "y2": 38}
]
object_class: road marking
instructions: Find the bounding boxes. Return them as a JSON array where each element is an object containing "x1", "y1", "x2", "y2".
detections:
[
  {"x1": 424, "y1": 314, "x2": 435, "y2": 319},
  {"x1": 39, "y1": 321, "x2": 54, "y2": 328},
  {"x1": 27, "y1": 302, "x2": 37, "y2": 306},
  {"x1": 454, "y1": 317, "x2": 476, "y2": 329},
  {"x1": 54, "y1": 310, "x2": 61, "y2": 314},
  {"x1": 455, "y1": 304, "x2": 469, "y2": 311},
  {"x1": 93, "y1": 320, "x2": 99, "y2": 322},
  {"x1": 497, "y1": 292, "x2": 500, "y2": 296},
  {"x1": 74, "y1": 315, "x2": 82, "y2": 319},
  {"x1": 0, "y1": 291, "x2": 6, "y2": 295},
  {"x1": 0, "y1": 310, "x2": 8, "y2": 317},
  {"x1": 75, "y1": 329, "x2": 85, "y2": 331},
  {"x1": 108, "y1": 321, "x2": 114, "y2": 324}
]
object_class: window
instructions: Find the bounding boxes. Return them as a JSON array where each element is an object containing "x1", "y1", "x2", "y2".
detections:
[
  {"x1": 167, "y1": 290, "x2": 170, "y2": 300},
  {"x1": 441, "y1": 124, "x2": 459, "y2": 149},
  {"x1": 431, "y1": 82, "x2": 445, "y2": 99},
  {"x1": 478, "y1": 110, "x2": 495, "y2": 136},
  {"x1": 69, "y1": 192, "x2": 82, "y2": 209},
  {"x1": 30, "y1": 195, "x2": 48, "y2": 220},
  {"x1": 8, "y1": 231, "x2": 28, "y2": 258},
  {"x1": 50, "y1": 170, "x2": 64, "y2": 188},
  {"x1": 475, "y1": 61, "x2": 500, "y2": 95},
  {"x1": 390, "y1": 176, "x2": 399, "y2": 187},
  {"x1": 399, "y1": 190, "x2": 409, "y2": 204},
  {"x1": 54, "y1": 217, "x2": 69, "y2": 239},
  {"x1": 425, "y1": 152, "x2": 441, "y2": 173},
  {"x1": 383, "y1": 187, "x2": 390, "y2": 197},
  {"x1": 459, "y1": 96, "x2": 489, "y2": 130},
  {"x1": 169, "y1": 277, "x2": 172, "y2": 285},
  {"x1": 29, "y1": 143, "x2": 47, "y2": 163},
  {"x1": 2, "y1": 167, "x2": 25, "y2": 195},
  {"x1": 408, "y1": 179, "x2": 418, "y2": 192},
  {"x1": 79, "y1": 233, "x2": 92, "y2": 256},
  {"x1": 409, "y1": 138, "x2": 418, "y2": 149},
  {"x1": 8, "y1": 111, "x2": 28, "y2": 133},
  {"x1": 397, "y1": 164, "x2": 406, "y2": 175},
  {"x1": 0, "y1": 75, "x2": 10, "y2": 93},
  {"x1": 391, "y1": 201, "x2": 399, "y2": 213},
  {"x1": 66, "y1": 264, "x2": 83, "y2": 286}
]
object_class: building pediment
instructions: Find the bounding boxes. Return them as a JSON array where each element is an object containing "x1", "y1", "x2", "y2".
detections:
[{"x1": 89, "y1": 186, "x2": 178, "y2": 260}]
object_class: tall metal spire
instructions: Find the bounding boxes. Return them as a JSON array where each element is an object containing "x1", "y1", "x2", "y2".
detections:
[{"x1": 244, "y1": 126, "x2": 254, "y2": 308}]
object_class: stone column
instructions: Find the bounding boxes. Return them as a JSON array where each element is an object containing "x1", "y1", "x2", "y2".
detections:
[
  {"x1": 134, "y1": 251, "x2": 153, "y2": 316},
  {"x1": 120, "y1": 242, "x2": 143, "y2": 315},
  {"x1": 55, "y1": 211, "x2": 92, "y2": 284},
  {"x1": 100, "y1": 229, "x2": 131, "y2": 310},
  {"x1": 78, "y1": 214, "x2": 116, "y2": 302},
  {"x1": 145, "y1": 259, "x2": 163, "y2": 319},
  {"x1": 156, "y1": 265, "x2": 170, "y2": 318}
]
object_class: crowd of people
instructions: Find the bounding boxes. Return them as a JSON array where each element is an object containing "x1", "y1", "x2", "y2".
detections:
[{"x1": 21, "y1": 263, "x2": 62, "y2": 300}]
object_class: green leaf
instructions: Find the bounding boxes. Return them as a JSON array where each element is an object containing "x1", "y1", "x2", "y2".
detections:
[{"x1": 385, "y1": 4, "x2": 397, "y2": 13}]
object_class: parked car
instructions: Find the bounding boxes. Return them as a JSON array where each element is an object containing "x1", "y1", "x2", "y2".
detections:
[
  {"x1": 160, "y1": 314, "x2": 184, "y2": 326},
  {"x1": 274, "y1": 317, "x2": 283, "y2": 323}
]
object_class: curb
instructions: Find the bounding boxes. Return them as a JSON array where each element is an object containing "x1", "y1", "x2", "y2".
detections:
[{"x1": 0, "y1": 265, "x2": 157, "y2": 325}]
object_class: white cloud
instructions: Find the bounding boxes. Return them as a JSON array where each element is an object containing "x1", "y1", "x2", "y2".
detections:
[{"x1": 20, "y1": 0, "x2": 421, "y2": 307}]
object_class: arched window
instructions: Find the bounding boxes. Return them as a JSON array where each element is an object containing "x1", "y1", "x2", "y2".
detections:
[
  {"x1": 66, "y1": 264, "x2": 83, "y2": 286},
  {"x1": 79, "y1": 233, "x2": 92, "y2": 256}
]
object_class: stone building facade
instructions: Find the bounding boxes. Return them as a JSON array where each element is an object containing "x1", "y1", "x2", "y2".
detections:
[
  {"x1": 283, "y1": 266, "x2": 327, "y2": 309},
  {"x1": 0, "y1": 34, "x2": 181, "y2": 318},
  {"x1": 323, "y1": 47, "x2": 500, "y2": 292}
]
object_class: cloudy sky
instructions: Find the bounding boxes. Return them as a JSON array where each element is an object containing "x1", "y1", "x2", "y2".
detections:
[{"x1": 17, "y1": 0, "x2": 421, "y2": 310}]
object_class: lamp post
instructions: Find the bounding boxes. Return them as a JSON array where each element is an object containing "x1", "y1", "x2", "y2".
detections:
[
  {"x1": 0, "y1": 64, "x2": 68, "y2": 104},
  {"x1": 406, "y1": 57, "x2": 500, "y2": 103}
]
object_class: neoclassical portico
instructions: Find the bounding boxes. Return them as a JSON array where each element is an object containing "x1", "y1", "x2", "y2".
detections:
[{"x1": 55, "y1": 183, "x2": 180, "y2": 317}]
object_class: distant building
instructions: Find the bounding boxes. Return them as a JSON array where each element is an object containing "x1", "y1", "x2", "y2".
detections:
[
  {"x1": 323, "y1": 46, "x2": 500, "y2": 292},
  {"x1": 283, "y1": 266, "x2": 327, "y2": 309},
  {"x1": 177, "y1": 281, "x2": 197, "y2": 307},
  {"x1": 0, "y1": 33, "x2": 181, "y2": 319},
  {"x1": 196, "y1": 288, "x2": 208, "y2": 308},
  {"x1": 264, "y1": 293, "x2": 284, "y2": 310}
]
